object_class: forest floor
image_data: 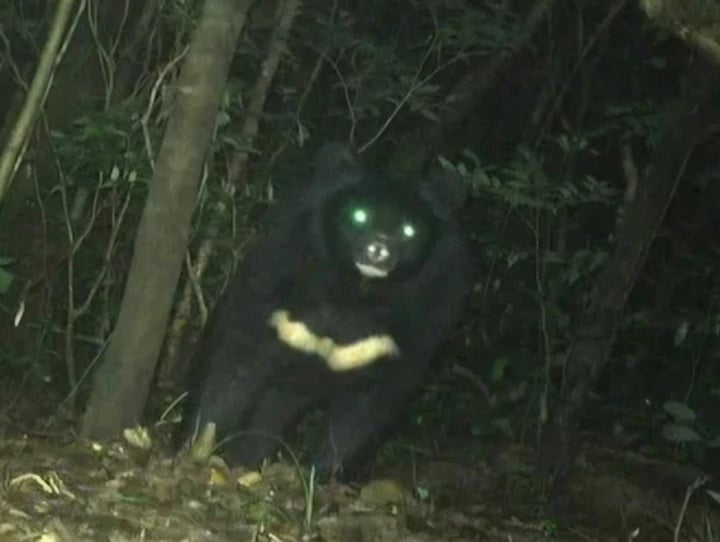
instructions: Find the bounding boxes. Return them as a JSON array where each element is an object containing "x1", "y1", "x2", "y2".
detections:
[{"x1": 0, "y1": 380, "x2": 718, "y2": 542}]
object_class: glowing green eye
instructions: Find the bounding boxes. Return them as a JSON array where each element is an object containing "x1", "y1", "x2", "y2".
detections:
[
  {"x1": 402, "y1": 223, "x2": 416, "y2": 238},
  {"x1": 352, "y1": 208, "x2": 369, "y2": 225}
]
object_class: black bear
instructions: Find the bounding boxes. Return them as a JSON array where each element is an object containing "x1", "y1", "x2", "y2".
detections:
[{"x1": 176, "y1": 143, "x2": 472, "y2": 478}]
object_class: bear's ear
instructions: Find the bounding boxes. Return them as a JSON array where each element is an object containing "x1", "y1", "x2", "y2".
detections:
[
  {"x1": 417, "y1": 169, "x2": 468, "y2": 219},
  {"x1": 313, "y1": 143, "x2": 362, "y2": 181}
]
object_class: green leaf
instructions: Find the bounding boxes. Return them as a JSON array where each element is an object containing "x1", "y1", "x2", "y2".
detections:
[
  {"x1": 489, "y1": 355, "x2": 509, "y2": 383},
  {"x1": 0, "y1": 266, "x2": 14, "y2": 294},
  {"x1": 660, "y1": 422, "x2": 703, "y2": 444},
  {"x1": 662, "y1": 400, "x2": 696, "y2": 423}
]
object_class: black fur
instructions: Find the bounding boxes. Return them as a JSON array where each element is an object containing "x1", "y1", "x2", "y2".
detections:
[{"x1": 176, "y1": 143, "x2": 472, "y2": 478}]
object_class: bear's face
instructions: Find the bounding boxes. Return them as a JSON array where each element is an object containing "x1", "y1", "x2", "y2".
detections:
[{"x1": 323, "y1": 182, "x2": 439, "y2": 281}]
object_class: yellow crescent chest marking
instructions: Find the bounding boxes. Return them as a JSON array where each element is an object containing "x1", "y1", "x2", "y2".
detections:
[{"x1": 268, "y1": 310, "x2": 399, "y2": 371}]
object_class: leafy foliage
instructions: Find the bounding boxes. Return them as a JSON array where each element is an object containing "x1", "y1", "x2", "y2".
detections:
[{"x1": 0, "y1": 0, "x2": 718, "y2": 477}]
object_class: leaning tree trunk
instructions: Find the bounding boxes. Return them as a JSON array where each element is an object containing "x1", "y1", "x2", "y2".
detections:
[
  {"x1": 82, "y1": 0, "x2": 255, "y2": 440},
  {"x1": 639, "y1": 0, "x2": 720, "y2": 65},
  {"x1": 158, "y1": 0, "x2": 302, "y2": 386},
  {"x1": 0, "y1": 0, "x2": 80, "y2": 202},
  {"x1": 536, "y1": 58, "x2": 720, "y2": 489},
  {"x1": 385, "y1": 0, "x2": 558, "y2": 176}
]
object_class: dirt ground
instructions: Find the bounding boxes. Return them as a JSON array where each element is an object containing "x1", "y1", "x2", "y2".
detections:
[{"x1": 0, "y1": 379, "x2": 718, "y2": 542}]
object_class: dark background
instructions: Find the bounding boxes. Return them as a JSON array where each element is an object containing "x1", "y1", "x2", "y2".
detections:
[{"x1": 0, "y1": 0, "x2": 718, "y2": 481}]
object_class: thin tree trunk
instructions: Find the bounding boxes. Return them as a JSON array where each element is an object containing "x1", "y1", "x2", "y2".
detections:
[
  {"x1": 386, "y1": 0, "x2": 558, "y2": 175},
  {"x1": 82, "y1": 0, "x2": 255, "y2": 439},
  {"x1": 640, "y1": 0, "x2": 720, "y2": 65},
  {"x1": 536, "y1": 58, "x2": 720, "y2": 489},
  {"x1": 0, "y1": 0, "x2": 82, "y2": 201},
  {"x1": 159, "y1": 0, "x2": 302, "y2": 385}
]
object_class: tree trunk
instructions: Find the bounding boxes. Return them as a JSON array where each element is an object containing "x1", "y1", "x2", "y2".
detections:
[
  {"x1": 640, "y1": 0, "x2": 720, "y2": 65},
  {"x1": 385, "y1": 0, "x2": 558, "y2": 175},
  {"x1": 0, "y1": 0, "x2": 80, "y2": 201},
  {"x1": 536, "y1": 58, "x2": 720, "y2": 489},
  {"x1": 158, "y1": 0, "x2": 302, "y2": 386},
  {"x1": 82, "y1": 0, "x2": 255, "y2": 439}
]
